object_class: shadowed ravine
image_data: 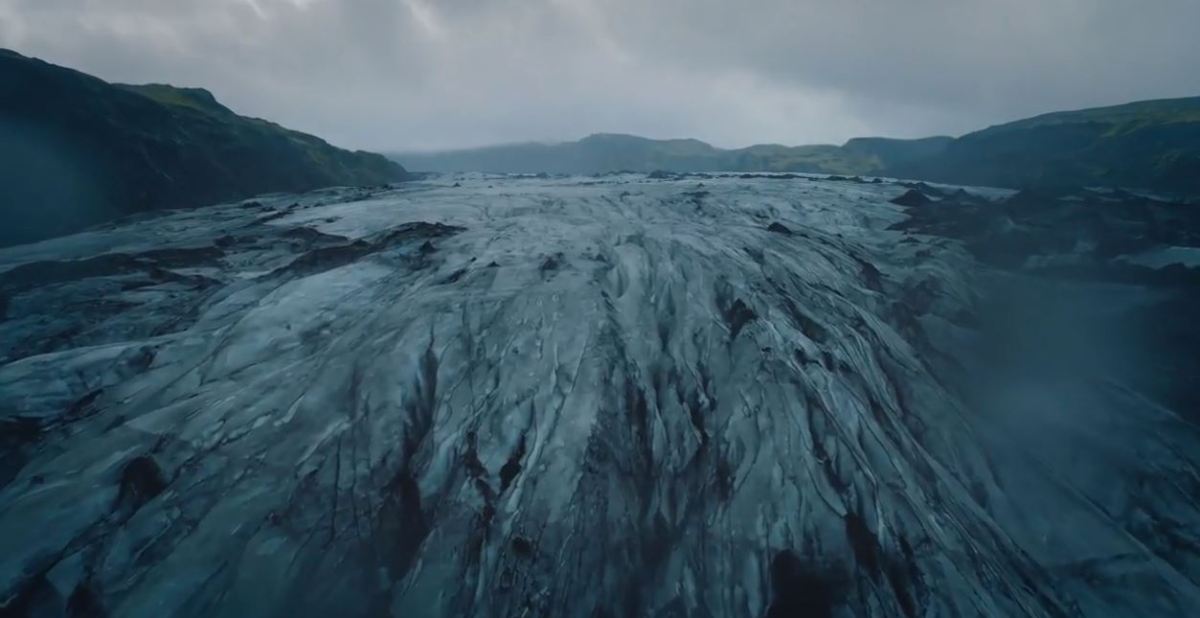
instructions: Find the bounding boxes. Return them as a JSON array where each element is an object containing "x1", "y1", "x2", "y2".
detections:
[{"x1": 1, "y1": 175, "x2": 1198, "y2": 617}]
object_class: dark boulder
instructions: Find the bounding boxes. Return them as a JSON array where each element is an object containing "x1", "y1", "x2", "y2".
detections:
[
  {"x1": 890, "y1": 189, "x2": 934, "y2": 207},
  {"x1": 767, "y1": 222, "x2": 794, "y2": 235}
]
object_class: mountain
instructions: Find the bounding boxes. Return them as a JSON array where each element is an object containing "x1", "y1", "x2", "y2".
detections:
[
  {"x1": 0, "y1": 49, "x2": 409, "y2": 247},
  {"x1": 392, "y1": 98, "x2": 1200, "y2": 195},
  {"x1": 394, "y1": 134, "x2": 723, "y2": 174},
  {"x1": 895, "y1": 97, "x2": 1200, "y2": 193},
  {"x1": 393, "y1": 133, "x2": 945, "y2": 176},
  {"x1": 841, "y1": 136, "x2": 954, "y2": 168}
]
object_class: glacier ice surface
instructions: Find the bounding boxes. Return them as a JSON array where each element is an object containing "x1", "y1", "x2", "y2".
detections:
[{"x1": 1, "y1": 174, "x2": 1198, "y2": 617}]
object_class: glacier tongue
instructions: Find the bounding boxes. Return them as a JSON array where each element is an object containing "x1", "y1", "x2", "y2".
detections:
[{"x1": 0, "y1": 175, "x2": 1197, "y2": 617}]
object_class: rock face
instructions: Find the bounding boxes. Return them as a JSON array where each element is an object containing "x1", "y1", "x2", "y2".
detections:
[{"x1": 1, "y1": 175, "x2": 1198, "y2": 617}]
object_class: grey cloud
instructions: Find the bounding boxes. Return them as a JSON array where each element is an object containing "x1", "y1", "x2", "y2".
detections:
[{"x1": 2, "y1": 0, "x2": 1197, "y2": 151}]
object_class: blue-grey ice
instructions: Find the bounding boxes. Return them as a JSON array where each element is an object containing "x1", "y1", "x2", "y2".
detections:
[{"x1": 1, "y1": 174, "x2": 1197, "y2": 617}]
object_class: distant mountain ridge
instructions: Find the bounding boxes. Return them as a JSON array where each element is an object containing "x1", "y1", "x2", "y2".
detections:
[
  {"x1": 393, "y1": 98, "x2": 1200, "y2": 195},
  {"x1": 0, "y1": 49, "x2": 410, "y2": 247},
  {"x1": 392, "y1": 132, "x2": 939, "y2": 177}
]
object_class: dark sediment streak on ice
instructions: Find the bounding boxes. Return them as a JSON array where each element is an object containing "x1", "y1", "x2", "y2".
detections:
[{"x1": 0, "y1": 175, "x2": 1198, "y2": 617}]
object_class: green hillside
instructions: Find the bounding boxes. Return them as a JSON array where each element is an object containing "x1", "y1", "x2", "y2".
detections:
[
  {"x1": 393, "y1": 99, "x2": 1200, "y2": 196},
  {"x1": 0, "y1": 49, "x2": 409, "y2": 247},
  {"x1": 896, "y1": 97, "x2": 1200, "y2": 193}
]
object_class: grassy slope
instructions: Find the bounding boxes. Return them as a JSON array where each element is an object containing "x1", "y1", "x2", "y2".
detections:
[
  {"x1": 898, "y1": 97, "x2": 1200, "y2": 193},
  {"x1": 0, "y1": 49, "x2": 408, "y2": 247}
]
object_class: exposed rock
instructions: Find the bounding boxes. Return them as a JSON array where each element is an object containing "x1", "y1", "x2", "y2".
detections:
[
  {"x1": 767, "y1": 221, "x2": 793, "y2": 235},
  {"x1": 890, "y1": 189, "x2": 934, "y2": 207}
]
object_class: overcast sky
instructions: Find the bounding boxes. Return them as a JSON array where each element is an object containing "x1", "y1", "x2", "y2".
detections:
[{"x1": 3, "y1": 0, "x2": 1199, "y2": 152}]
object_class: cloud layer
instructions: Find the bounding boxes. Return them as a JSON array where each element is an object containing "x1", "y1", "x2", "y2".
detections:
[{"x1": 3, "y1": 0, "x2": 1198, "y2": 151}]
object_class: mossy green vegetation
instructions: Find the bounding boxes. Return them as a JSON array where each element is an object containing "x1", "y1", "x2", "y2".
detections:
[{"x1": 899, "y1": 97, "x2": 1200, "y2": 194}]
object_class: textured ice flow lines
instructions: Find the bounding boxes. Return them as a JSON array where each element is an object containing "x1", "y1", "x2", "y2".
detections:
[{"x1": 0, "y1": 174, "x2": 1198, "y2": 617}]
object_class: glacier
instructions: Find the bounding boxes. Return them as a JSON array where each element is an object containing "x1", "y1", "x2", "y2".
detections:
[{"x1": 1, "y1": 174, "x2": 1198, "y2": 617}]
